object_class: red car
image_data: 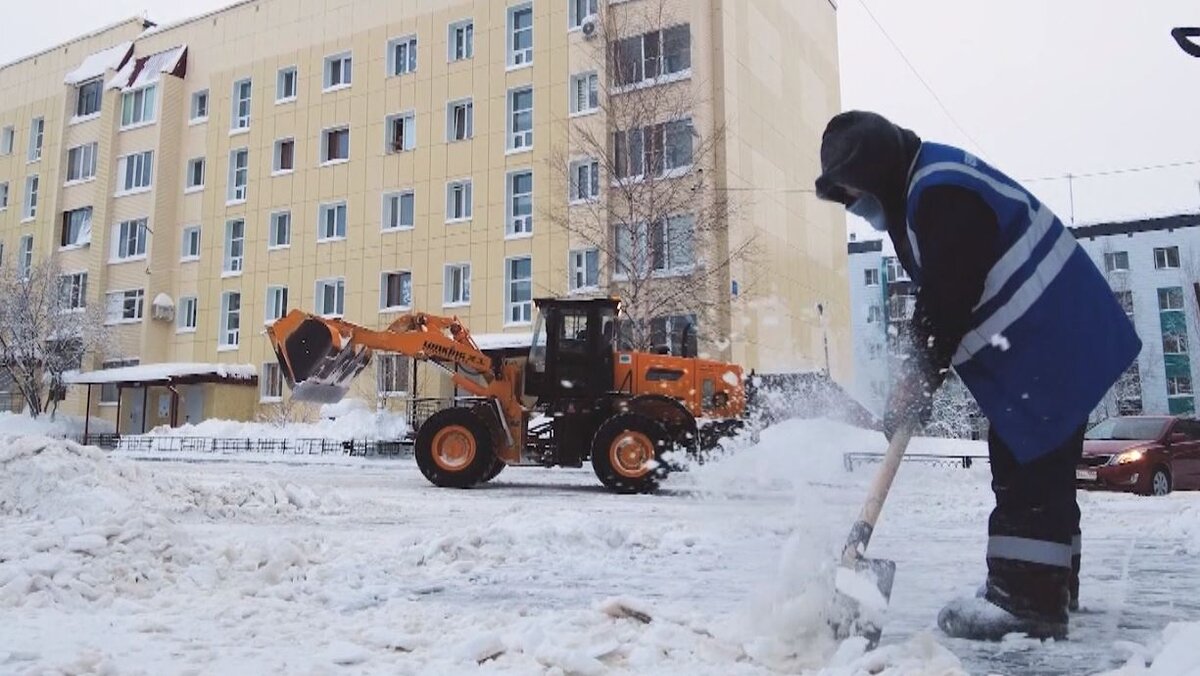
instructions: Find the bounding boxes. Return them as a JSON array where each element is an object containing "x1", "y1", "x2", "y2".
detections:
[{"x1": 1077, "y1": 416, "x2": 1200, "y2": 496}]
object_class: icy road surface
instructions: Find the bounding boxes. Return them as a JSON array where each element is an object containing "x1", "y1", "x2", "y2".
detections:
[{"x1": 1, "y1": 420, "x2": 1197, "y2": 675}]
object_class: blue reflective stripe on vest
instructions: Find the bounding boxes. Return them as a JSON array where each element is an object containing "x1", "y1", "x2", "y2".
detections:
[{"x1": 904, "y1": 143, "x2": 1141, "y2": 463}]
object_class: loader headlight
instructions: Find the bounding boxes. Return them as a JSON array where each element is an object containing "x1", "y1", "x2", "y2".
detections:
[{"x1": 1113, "y1": 450, "x2": 1144, "y2": 465}]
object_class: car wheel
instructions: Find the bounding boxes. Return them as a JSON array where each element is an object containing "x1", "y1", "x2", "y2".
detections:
[{"x1": 1149, "y1": 467, "x2": 1171, "y2": 496}]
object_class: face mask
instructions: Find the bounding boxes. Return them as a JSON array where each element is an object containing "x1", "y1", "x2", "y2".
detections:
[{"x1": 848, "y1": 193, "x2": 888, "y2": 232}]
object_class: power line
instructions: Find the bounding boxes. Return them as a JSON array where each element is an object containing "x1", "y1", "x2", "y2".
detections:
[{"x1": 854, "y1": 0, "x2": 991, "y2": 159}]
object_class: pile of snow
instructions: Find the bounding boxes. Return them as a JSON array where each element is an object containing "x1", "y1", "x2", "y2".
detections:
[
  {"x1": 146, "y1": 399, "x2": 408, "y2": 441},
  {"x1": 0, "y1": 412, "x2": 114, "y2": 437},
  {"x1": 63, "y1": 41, "x2": 132, "y2": 85},
  {"x1": 1104, "y1": 622, "x2": 1200, "y2": 675},
  {"x1": 0, "y1": 435, "x2": 344, "y2": 609}
]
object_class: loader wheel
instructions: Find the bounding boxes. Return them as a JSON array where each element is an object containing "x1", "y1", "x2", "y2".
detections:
[
  {"x1": 591, "y1": 413, "x2": 670, "y2": 494},
  {"x1": 482, "y1": 458, "x2": 507, "y2": 483},
  {"x1": 415, "y1": 408, "x2": 497, "y2": 488}
]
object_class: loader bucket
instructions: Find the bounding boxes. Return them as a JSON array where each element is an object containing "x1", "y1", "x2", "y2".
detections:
[{"x1": 269, "y1": 312, "x2": 373, "y2": 404}]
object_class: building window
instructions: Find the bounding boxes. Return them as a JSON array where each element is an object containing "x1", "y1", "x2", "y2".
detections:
[
  {"x1": 885, "y1": 257, "x2": 909, "y2": 282},
  {"x1": 570, "y1": 72, "x2": 600, "y2": 115},
  {"x1": 381, "y1": 271, "x2": 413, "y2": 310},
  {"x1": 505, "y1": 256, "x2": 533, "y2": 324},
  {"x1": 388, "y1": 35, "x2": 418, "y2": 76},
  {"x1": 508, "y1": 86, "x2": 534, "y2": 150},
  {"x1": 1159, "y1": 287, "x2": 1184, "y2": 311},
  {"x1": 220, "y1": 292, "x2": 241, "y2": 348},
  {"x1": 613, "y1": 25, "x2": 692, "y2": 88},
  {"x1": 447, "y1": 99, "x2": 473, "y2": 142},
  {"x1": 178, "y1": 296, "x2": 198, "y2": 332},
  {"x1": 324, "y1": 52, "x2": 353, "y2": 90},
  {"x1": 228, "y1": 148, "x2": 248, "y2": 202},
  {"x1": 65, "y1": 143, "x2": 98, "y2": 183},
  {"x1": 100, "y1": 358, "x2": 139, "y2": 403},
  {"x1": 265, "y1": 286, "x2": 289, "y2": 323},
  {"x1": 508, "y1": 3, "x2": 533, "y2": 66},
  {"x1": 181, "y1": 226, "x2": 201, "y2": 260},
  {"x1": 383, "y1": 191, "x2": 415, "y2": 231},
  {"x1": 190, "y1": 90, "x2": 209, "y2": 121},
  {"x1": 613, "y1": 118, "x2": 693, "y2": 179},
  {"x1": 60, "y1": 207, "x2": 93, "y2": 248},
  {"x1": 105, "y1": 289, "x2": 145, "y2": 324},
  {"x1": 1167, "y1": 376, "x2": 1193, "y2": 397},
  {"x1": 112, "y1": 218, "x2": 148, "y2": 260},
  {"x1": 186, "y1": 157, "x2": 205, "y2": 191},
  {"x1": 277, "y1": 67, "x2": 297, "y2": 102},
  {"x1": 1104, "y1": 251, "x2": 1129, "y2": 273},
  {"x1": 120, "y1": 86, "x2": 156, "y2": 128},
  {"x1": 260, "y1": 362, "x2": 283, "y2": 401},
  {"x1": 0, "y1": 182, "x2": 8, "y2": 210},
  {"x1": 28, "y1": 117, "x2": 44, "y2": 162},
  {"x1": 569, "y1": 0, "x2": 598, "y2": 29},
  {"x1": 864, "y1": 268, "x2": 880, "y2": 286},
  {"x1": 615, "y1": 216, "x2": 694, "y2": 277},
  {"x1": 449, "y1": 20, "x2": 474, "y2": 61},
  {"x1": 867, "y1": 305, "x2": 885, "y2": 323},
  {"x1": 1, "y1": 126, "x2": 14, "y2": 155},
  {"x1": 224, "y1": 219, "x2": 245, "y2": 274},
  {"x1": 1164, "y1": 332, "x2": 1189, "y2": 355},
  {"x1": 322, "y1": 126, "x2": 350, "y2": 163},
  {"x1": 75, "y1": 80, "x2": 103, "y2": 118},
  {"x1": 507, "y1": 170, "x2": 533, "y2": 236},
  {"x1": 16, "y1": 236, "x2": 33, "y2": 277},
  {"x1": 232, "y1": 78, "x2": 252, "y2": 130},
  {"x1": 1154, "y1": 246, "x2": 1181, "y2": 270},
  {"x1": 315, "y1": 278, "x2": 346, "y2": 317},
  {"x1": 274, "y1": 138, "x2": 295, "y2": 173},
  {"x1": 269, "y1": 211, "x2": 291, "y2": 248},
  {"x1": 446, "y1": 180, "x2": 473, "y2": 222},
  {"x1": 58, "y1": 272, "x2": 88, "y2": 310},
  {"x1": 444, "y1": 263, "x2": 471, "y2": 306},
  {"x1": 117, "y1": 151, "x2": 154, "y2": 194},
  {"x1": 23, "y1": 176, "x2": 39, "y2": 220},
  {"x1": 318, "y1": 202, "x2": 348, "y2": 240},
  {"x1": 1115, "y1": 289, "x2": 1134, "y2": 318},
  {"x1": 377, "y1": 354, "x2": 410, "y2": 396},
  {"x1": 570, "y1": 158, "x2": 600, "y2": 202},
  {"x1": 569, "y1": 249, "x2": 600, "y2": 292},
  {"x1": 650, "y1": 314, "x2": 698, "y2": 356},
  {"x1": 386, "y1": 112, "x2": 416, "y2": 153}
]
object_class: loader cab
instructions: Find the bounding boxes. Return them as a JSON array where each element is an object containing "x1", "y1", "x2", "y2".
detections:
[{"x1": 525, "y1": 298, "x2": 619, "y2": 401}]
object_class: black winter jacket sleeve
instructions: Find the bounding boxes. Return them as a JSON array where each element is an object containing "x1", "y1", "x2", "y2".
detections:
[{"x1": 905, "y1": 185, "x2": 1001, "y2": 389}]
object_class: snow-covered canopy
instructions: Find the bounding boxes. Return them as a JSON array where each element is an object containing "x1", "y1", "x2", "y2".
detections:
[
  {"x1": 152, "y1": 293, "x2": 174, "y2": 309},
  {"x1": 63, "y1": 42, "x2": 133, "y2": 86},
  {"x1": 106, "y1": 45, "x2": 186, "y2": 91},
  {"x1": 67, "y1": 362, "x2": 256, "y2": 386}
]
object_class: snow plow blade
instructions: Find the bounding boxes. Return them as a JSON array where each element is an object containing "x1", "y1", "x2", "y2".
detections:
[{"x1": 266, "y1": 310, "x2": 374, "y2": 404}]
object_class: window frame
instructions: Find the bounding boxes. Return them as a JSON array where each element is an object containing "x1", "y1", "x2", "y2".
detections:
[
  {"x1": 116, "y1": 150, "x2": 154, "y2": 196},
  {"x1": 177, "y1": 296, "x2": 198, "y2": 333},
  {"x1": 260, "y1": 362, "x2": 284, "y2": 402},
  {"x1": 219, "y1": 291, "x2": 241, "y2": 349},
  {"x1": 1154, "y1": 246, "x2": 1181, "y2": 270},
  {"x1": 231, "y1": 78, "x2": 252, "y2": 131},
  {"x1": 315, "y1": 277, "x2": 347, "y2": 318},
  {"x1": 569, "y1": 157, "x2": 600, "y2": 203},
  {"x1": 58, "y1": 271, "x2": 89, "y2": 311},
  {"x1": 387, "y1": 35, "x2": 419, "y2": 76},
  {"x1": 505, "y1": 255, "x2": 534, "y2": 325},
  {"x1": 1104, "y1": 250, "x2": 1130, "y2": 273},
  {"x1": 273, "y1": 137, "x2": 296, "y2": 174},
  {"x1": 864, "y1": 268, "x2": 881, "y2": 287},
  {"x1": 448, "y1": 19, "x2": 475, "y2": 62},
  {"x1": 447, "y1": 98, "x2": 474, "y2": 142},
  {"x1": 264, "y1": 285, "x2": 289, "y2": 324},
  {"x1": 60, "y1": 207, "x2": 93, "y2": 249},
  {"x1": 445, "y1": 179, "x2": 473, "y2": 223},
  {"x1": 111, "y1": 217, "x2": 149, "y2": 262},
  {"x1": 323, "y1": 52, "x2": 354, "y2": 91},
  {"x1": 506, "y1": 169, "x2": 534, "y2": 238},
  {"x1": 105, "y1": 288, "x2": 146, "y2": 325},
  {"x1": 185, "y1": 157, "x2": 206, "y2": 192},
  {"x1": 507, "y1": 3, "x2": 534, "y2": 68},
  {"x1": 569, "y1": 71, "x2": 600, "y2": 116},
  {"x1": 23, "y1": 175, "x2": 39, "y2": 221},
  {"x1": 507, "y1": 86, "x2": 534, "y2": 152},
  {"x1": 190, "y1": 90, "x2": 209, "y2": 123},
  {"x1": 382, "y1": 190, "x2": 415, "y2": 232},
  {"x1": 376, "y1": 354, "x2": 411, "y2": 397},
  {"x1": 28, "y1": 117, "x2": 44, "y2": 162},
  {"x1": 1159, "y1": 286, "x2": 1185, "y2": 311},
  {"x1": 268, "y1": 210, "x2": 292, "y2": 249},
  {"x1": 74, "y1": 79, "x2": 103, "y2": 119},
  {"x1": 386, "y1": 111, "x2": 417, "y2": 154},
  {"x1": 120, "y1": 85, "x2": 157, "y2": 129},
  {"x1": 321, "y1": 125, "x2": 351, "y2": 164},
  {"x1": 568, "y1": 248, "x2": 601, "y2": 292},
  {"x1": 99, "y1": 358, "x2": 139, "y2": 404},
  {"x1": 443, "y1": 262, "x2": 472, "y2": 307},
  {"x1": 181, "y1": 226, "x2": 201, "y2": 262},
  {"x1": 380, "y1": 270, "x2": 414, "y2": 312},
  {"x1": 0, "y1": 181, "x2": 8, "y2": 210},
  {"x1": 223, "y1": 219, "x2": 245, "y2": 275},
  {"x1": 227, "y1": 148, "x2": 249, "y2": 203},
  {"x1": 568, "y1": 0, "x2": 598, "y2": 29},
  {"x1": 1167, "y1": 376, "x2": 1194, "y2": 397},
  {"x1": 276, "y1": 66, "x2": 298, "y2": 103},
  {"x1": 318, "y1": 201, "x2": 349, "y2": 242},
  {"x1": 65, "y1": 142, "x2": 99, "y2": 184}
]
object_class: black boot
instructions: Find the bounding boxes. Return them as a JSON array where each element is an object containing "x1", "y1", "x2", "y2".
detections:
[{"x1": 940, "y1": 561, "x2": 1069, "y2": 641}]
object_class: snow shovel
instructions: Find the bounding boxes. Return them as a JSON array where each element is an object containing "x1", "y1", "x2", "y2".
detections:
[{"x1": 830, "y1": 422, "x2": 915, "y2": 649}]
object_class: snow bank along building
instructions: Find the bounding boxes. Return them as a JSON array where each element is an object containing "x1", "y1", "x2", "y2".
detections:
[
  {"x1": 0, "y1": 0, "x2": 846, "y2": 433},
  {"x1": 848, "y1": 212, "x2": 1200, "y2": 420}
]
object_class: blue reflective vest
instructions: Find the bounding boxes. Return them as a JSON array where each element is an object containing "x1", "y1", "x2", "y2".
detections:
[{"x1": 905, "y1": 143, "x2": 1142, "y2": 463}]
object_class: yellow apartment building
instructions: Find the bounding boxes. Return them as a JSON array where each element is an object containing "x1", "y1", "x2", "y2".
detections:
[{"x1": 0, "y1": 0, "x2": 847, "y2": 433}]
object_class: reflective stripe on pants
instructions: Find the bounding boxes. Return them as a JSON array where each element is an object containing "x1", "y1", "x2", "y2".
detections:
[{"x1": 987, "y1": 535, "x2": 1073, "y2": 569}]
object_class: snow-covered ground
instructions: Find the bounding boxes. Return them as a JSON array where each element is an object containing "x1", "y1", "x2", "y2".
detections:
[
  {"x1": 1, "y1": 420, "x2": 1197, "y2": 674},
  {"x1": 143, "y1": 399, "x2": 409, "y2": 441}
]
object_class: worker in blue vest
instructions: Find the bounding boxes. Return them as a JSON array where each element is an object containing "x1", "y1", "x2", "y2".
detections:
[{"x1": 816, "y1": 111, "x2": 1141, "y2": 640}]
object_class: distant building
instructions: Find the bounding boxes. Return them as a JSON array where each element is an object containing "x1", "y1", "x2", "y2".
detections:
[{"x1": 847, "y1": 212, "x2": 1200, "y2": 420}]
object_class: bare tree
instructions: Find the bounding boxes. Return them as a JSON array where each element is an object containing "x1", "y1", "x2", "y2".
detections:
[
  {"x1": 545, "y1": 0, "x2": 753, "y2": 353},
  {"x1": 0, "y1": 256, "x2": 109, "y2": 418}
]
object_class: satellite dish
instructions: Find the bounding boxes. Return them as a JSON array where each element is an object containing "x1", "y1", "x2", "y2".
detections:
[{"x1": 1172, "y1": 27, "x2": 1200, "y2": 57}]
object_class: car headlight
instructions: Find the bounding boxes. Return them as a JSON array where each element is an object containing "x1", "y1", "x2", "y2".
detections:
[{"x1": 1114, "y1": 450, "x2": 1145, "y2": 465}]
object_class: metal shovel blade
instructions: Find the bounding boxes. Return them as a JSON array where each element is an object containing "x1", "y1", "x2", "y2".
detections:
[
  {"x1": 269, "y1": 314, "x2": 373, "y2": 403},
  {"x1": 831, "y1": 552, "x2": 896, "y2": 649}
]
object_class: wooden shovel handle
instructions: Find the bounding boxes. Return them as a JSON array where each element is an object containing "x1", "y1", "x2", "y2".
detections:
[{"x1": 841, "y1": 424, "x2": 915, "y2": 563}]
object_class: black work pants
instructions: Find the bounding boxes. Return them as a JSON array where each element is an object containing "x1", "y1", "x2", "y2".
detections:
[{"x1": 984, "y1": 423, "x2": 1085, "y2": 622}]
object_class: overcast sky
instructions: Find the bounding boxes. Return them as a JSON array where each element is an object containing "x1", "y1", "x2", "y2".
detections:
[{"x1": 3, "y1": 0, "x2": 1198, "y2": 237}]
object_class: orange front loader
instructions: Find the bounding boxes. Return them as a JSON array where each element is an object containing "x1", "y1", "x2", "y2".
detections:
[{"x1": 267, "y1": 297, "x2": 747, "y2": 493}]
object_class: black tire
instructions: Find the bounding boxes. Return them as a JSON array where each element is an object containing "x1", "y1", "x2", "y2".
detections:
[
  {"x1": 414, "y1": 408, "x2": 497, "y2": 489},
  {"x1": 1146, "y1": 467, "x2": 1172, "y2": 496},
  {"x1": 482, "y1": 458, "x2": 507, "y2": 483},
  {"x1": 590, "y1": 413, "x2": 671, "y2": 494}
]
